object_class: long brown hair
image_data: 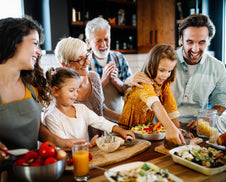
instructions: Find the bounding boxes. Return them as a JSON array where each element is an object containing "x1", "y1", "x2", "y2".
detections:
[
  {"x1": 141, "y1": 44, "x2": 178, "y2": 84},
  {"x1": 0, "y1": 16, "x2": 51, "y2": 105}
]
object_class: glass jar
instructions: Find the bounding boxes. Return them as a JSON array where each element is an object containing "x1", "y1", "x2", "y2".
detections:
[{"x1": 197, "y1": 109, "x2": 218, "y2": 140}]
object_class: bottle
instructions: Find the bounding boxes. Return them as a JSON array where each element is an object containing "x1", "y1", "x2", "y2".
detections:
[
  {"x1": 131, "y1": 14, "x2": 136, "y2": 26},
  {"x1": 72, "y1": 8, "x2": 76, "y2": 22},
  {"x1": 115, "y1": 41, "x2": 120, "y2": 50},
  {"x1": 128, "y1": 36, "x2": 133, "y2": 50}
]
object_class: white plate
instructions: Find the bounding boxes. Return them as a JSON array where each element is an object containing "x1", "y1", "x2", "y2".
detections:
[
  {"x1": 8, "y1": 149, "x2": 29, "y2": 156},
  {"x1": 104, "y1": 161, "x2": 183, "y2": 182},
  {"x1": 133, "y1": 131, "x2": 165, "y2": 141},
  {"x1": 206, "y1": 141, "x2": 226, "y2": 151},
  {"x1": 169, "y1": 145, "x2": 226, "y2": 175}
]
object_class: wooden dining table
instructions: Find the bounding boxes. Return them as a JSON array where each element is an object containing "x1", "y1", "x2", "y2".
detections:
[{"x1": 57, "y1": 139, "x2": 226, "y2": 182}]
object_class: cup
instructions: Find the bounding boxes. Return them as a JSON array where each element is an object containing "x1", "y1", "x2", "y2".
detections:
[{"x1": 72, "y1": 141, "x2": 89, "y2": 181}]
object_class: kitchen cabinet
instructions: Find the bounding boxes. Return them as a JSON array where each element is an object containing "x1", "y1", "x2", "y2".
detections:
[
  {"x1": 69, "y1": 0, "x2": 137, "y2": 53},
  {"x1": 137, "y1": 0, "x2": 175, "y2": 53}
]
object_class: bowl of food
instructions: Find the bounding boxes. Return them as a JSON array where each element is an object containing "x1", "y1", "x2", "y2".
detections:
[
  {"x1": 96, "y1": 136, "x2": 122, "y2": 152},
  {"x1": 131, "y1": 122, "x2": 166, "y2": 141},
  {"x1": 12, "y1": 142, "x2": 67, "y2": 182}
]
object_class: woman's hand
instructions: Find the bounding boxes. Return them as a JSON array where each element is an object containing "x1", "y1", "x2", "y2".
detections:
[
  {"x1": 165, "y1": 127, "x2": 185, "y2": 145},
  {"x1": 0, "y1": 141, "x2": 9, "y2": 163},
  {"x1": 89, "y1": 135, "x2": 99, "y2": 148}
]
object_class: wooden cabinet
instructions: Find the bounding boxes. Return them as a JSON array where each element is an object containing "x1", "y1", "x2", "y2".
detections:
[
  {"x1": 137, "y1": 0, "x2": 175, "y2": 53},
  {"x1": 69, "y1": 0, "x2": 137, "y2": 53}
]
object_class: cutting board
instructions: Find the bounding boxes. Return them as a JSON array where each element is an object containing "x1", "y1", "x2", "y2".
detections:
[{"x1": 89, "y1": 139, "x2": 151, "y2": 167}]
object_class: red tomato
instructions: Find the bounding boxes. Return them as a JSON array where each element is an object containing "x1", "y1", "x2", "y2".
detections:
[
  {"x1": 35, "y1": 156, "x2": 44, "y2": 165},
  {"x1": 89, "y1": 153, "x2": 93, "y2": 161},
  {"x1": 24, "y1": 151, "x2": 38, "y2": 160},
  {"x1": 39, "y1": 141, "x2": 56, "y2": 158},
  {"x1": 29, "y1": 162, "x2": 42, "y2": 167},
  {"x1": 16, "y1": 158, "x2": 29, "y2": 166},
  {"x1": 67, "y1": 158, "x2": 73, "y2": 166},
  {"x1": 44, "y1": 157, "x2": 58, "y2": 165}
]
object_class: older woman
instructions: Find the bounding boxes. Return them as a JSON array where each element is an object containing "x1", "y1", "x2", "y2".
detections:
[{"x1": 54, "y1": 37, "x2": 120, "y2": 139}]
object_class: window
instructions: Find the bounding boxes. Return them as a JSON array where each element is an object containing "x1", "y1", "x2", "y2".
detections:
[{"x1": 0, "y1": 0, "x2": 23, "y2": 19}]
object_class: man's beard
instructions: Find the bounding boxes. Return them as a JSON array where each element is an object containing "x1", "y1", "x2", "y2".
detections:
[{"x1": 93, "y1": 48, "x2": 109, "y2": 59}]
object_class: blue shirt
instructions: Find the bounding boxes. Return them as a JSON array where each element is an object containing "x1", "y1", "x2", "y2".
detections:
[
  {"x1": 171, "y1": 47, "x2": 226, "y2": 123},
  {"x1": 89, "y1": 50, "x2": 132, "y2": 81}
]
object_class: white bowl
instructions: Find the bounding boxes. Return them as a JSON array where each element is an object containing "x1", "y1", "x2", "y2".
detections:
[
  {"x1": 133, "y1": 131, "x2": 165, "y2": 140},
  {"x1": 96, "y1": 136, "x2": 121, "y2": 152}
]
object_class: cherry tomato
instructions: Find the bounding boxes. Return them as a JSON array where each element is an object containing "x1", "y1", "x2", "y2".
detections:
[
  {"x1": 16, "y1": 158, "x2": 29, "y2": 166},
  {"x1": 56, "y1": 149, "x2": 67, "y2": 160},
  {"x1": 44, "y1": 157, "x2": 58, "y2": 165},
  {"x1": 39, "y1": 141, "x2": 56, "y2": 158}
]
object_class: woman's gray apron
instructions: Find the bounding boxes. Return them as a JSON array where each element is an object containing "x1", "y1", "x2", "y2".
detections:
[{"x1": 0, "y1": 82, "x2": 42, "y2": 150}]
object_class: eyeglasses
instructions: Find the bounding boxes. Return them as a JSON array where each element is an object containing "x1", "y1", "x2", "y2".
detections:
[{"x1": 69, "y1": 50, "x2": 93, "y2": 66}]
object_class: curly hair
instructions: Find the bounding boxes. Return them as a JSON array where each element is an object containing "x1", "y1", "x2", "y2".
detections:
[{"x1": 0, "y1": 16, "x2": 51, "y2": 104}]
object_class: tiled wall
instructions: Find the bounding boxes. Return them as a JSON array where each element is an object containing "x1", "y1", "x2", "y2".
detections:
[{"x1": 40, "y1": 53, "x2": 148, "y2": 74}]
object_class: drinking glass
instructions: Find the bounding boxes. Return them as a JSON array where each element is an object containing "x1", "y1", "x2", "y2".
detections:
[{"x1": 72, "y1": 141, "x2": 89, "y2": 181}]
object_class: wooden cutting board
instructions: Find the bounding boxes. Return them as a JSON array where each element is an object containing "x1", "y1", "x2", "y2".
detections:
[{"x1": 89, "y1": 139, "x2": 151, "y2": 167}]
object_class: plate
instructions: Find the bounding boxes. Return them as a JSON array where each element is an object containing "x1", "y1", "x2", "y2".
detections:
[
  {"x1": 8, "y1": 149, "x2": 29, "y2": 156},
  {"x1": 104, "y1": 161, "x2": 183, "y2": 182},
  {"x1": 133, "y1": 131, "x2": 165, "y2": 141},
  {"x1": 206, "y1": 140, "x2": 226, "y2": 151},
  {"x1": 169, "y1": 145, "x2": 226, "y2": 175}
]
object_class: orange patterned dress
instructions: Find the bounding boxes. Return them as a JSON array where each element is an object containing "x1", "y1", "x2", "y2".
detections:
[{"x1": 119, "y1": 79, "x2": 179, "y2": 128}]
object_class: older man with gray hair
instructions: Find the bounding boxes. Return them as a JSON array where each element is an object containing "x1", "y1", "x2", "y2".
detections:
[{"x1": 85, "y1": 17, "x2": 132, "y2": 114}]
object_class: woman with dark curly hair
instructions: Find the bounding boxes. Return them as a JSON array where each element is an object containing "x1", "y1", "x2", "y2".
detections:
[{"x1": 0, "y1": 17, "x2": 81, "y2": 162}]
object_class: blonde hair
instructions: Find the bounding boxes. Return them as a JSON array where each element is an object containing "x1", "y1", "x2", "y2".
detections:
[{"x1": 54, "y1": 37, "x2": 87, "y2": 65}]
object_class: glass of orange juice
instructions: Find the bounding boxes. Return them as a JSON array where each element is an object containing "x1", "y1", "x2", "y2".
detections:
[{"x1": 72, "y1": 141, "x2": 89, "y2": 181}]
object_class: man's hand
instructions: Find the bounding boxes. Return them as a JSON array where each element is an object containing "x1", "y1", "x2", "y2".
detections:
[
  {"x1": 187, "y1": 119, "x2": 197, "y2": 130},
  {"x1": 124, "y1": 72, "x2": 152, "y2": 88},
  {"x1": 101, "y1": 62, "x2": 116, "y2": 88}
]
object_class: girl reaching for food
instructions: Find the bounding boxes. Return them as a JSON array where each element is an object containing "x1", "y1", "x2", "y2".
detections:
[
  {"x1": 44, "y1": 67, "x2": 134, "y2": 147},
  {"x1": 119, "y1": 44, "x2": 185, "y2": 145}
]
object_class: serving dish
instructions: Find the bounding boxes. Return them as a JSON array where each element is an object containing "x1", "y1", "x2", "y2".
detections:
[
  {"x1": 206, "y1": 140, "x2": 226, "y2": 151},
  {"x1": 104, "y1": 161, "x2": 183, "y2": 182},
  {"x1": 133, "y1": 131, "x2": 165, "y2": 140},
  {"x1": 169, "y1": 145, "x2": 226, "y2": 175},
  {"x1": 131, "y1": 122, "x2": 166, "y2": 141}
]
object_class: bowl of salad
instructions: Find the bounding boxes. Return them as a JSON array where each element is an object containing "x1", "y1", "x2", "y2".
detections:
[{"x1": 130, "y1": 122, "x2": 166, "y2": 141}]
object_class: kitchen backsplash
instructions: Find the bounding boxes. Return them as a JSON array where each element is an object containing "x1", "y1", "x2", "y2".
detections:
[{"x1": 40, "y1": 53, "x2": 148, "y2": 74}]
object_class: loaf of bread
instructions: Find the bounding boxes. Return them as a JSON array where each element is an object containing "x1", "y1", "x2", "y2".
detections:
[{"x1": 217, "y1": 132, "x2": 226, "y2": 146}]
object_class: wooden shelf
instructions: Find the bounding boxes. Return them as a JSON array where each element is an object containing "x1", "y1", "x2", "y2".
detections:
[
  {"x1": 112, "y1": 49, "x2": 137, "y2": 53},
  {"x1": 107, "y1": 0, "x2": 136, "y2": 5},
  {"x1": 72, "y1": 21, "x2": 84, "y2": 25},
  {"x1": 110, "y1": 24, "x2": 136, "y2": 29}
]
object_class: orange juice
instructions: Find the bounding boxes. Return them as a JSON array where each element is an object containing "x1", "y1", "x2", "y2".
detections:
[{"x1": 73, "y1": 150, "x2": 89, "y2": 176}]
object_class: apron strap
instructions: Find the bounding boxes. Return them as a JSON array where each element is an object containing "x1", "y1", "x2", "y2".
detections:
[{"x1": 22, "y1": 79, "x2": 40, "y2": 103}]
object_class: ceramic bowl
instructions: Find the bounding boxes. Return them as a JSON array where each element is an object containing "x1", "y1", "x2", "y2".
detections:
[{"x1": 96, "y1": 136, "x2": 122, "y2": 152}]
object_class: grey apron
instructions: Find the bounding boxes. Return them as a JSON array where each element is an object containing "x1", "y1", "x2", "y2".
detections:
[{"x1": 0, "y1": 82, "x2": 42, "y2": 150}]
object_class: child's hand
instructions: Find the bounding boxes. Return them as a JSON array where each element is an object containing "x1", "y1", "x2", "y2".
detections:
[
  {"x1": 165, "y1": 127, "x2": 185, "y2": 145},
  {"x1": 88, "y1": 135, "x2": 99, "y2": 148}
]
